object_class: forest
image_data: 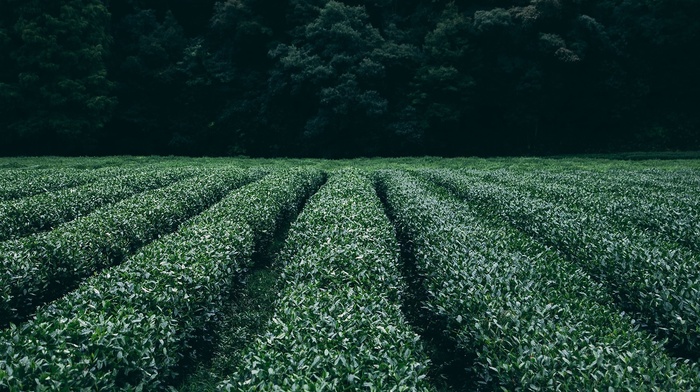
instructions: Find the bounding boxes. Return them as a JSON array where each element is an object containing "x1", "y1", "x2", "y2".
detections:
[{"x1": 0, "y1": 0, "x2": 698, "y2": 157}]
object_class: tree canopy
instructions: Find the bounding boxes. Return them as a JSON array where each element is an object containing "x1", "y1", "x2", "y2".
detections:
[{"x1": 1, "y1": 0, "x2": 698, "y2": 157}]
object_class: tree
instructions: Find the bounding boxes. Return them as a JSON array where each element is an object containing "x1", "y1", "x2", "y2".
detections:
[
  {"x1": 0, "y1": 0, "x2": 115, "y2": 155},
  {"x1": 267, "y1": 0, "x2": 394, "y2": 157},
  {"x1": 105, "y1": 9, "x2": 190, "y2": 154},
  {"x1": 601, "y1": 0, "x2": 700, "y2": 150},
  {"x1": 2, "y1": 0, "x2": 698, "y2": 156},
  {"x1": 411, "y1": 3, "x2": 476, "y2": 155},
  {"x1": 194, "y1": 0, "x2": 276, "y2": 156}
]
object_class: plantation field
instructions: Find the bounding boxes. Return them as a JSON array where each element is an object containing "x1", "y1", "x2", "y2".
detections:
[{"x1": 0, "y1": 156, "x2": 699, "y2": 391}]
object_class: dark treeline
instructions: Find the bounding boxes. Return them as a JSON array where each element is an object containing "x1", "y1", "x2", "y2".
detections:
[{"x1": 1, "y1": 0, "x2": 698, "y2": 157}]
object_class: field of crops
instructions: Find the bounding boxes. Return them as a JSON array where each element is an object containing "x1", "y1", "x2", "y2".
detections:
[{"x1": 0, "y1": 157, "x2": 698, "y2": 391}]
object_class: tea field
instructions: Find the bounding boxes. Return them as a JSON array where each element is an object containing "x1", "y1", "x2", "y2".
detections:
[{"x1": 0, "y1": 156, "x2": 699, "y2": 391}]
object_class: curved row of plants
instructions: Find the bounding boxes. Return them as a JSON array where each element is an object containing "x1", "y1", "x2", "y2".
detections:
[
  {"x1": 377, "y1": 169, "x2": 699, "y2": 390},
  {"x1": 0, "y1": 167, "x2": 122, "y2": 202},
  {"x1": 0, "y1": 169, "x2": 253, "y2": 327},
  {"x1": 611, "y1": 168, "x2": 700, "y2": 192},
  {"x1": 465, "y1": 168, "x2": 700, "y2": 252},
  {"x1": 0, "y1": 168, "x2": 324, "y2": 391},
  {"x1": 421, "y1": 168, "x2": 700, "y2": 357},
  {"x1": 220, "y1": 169, "x2": 434, "y2": 391},
  {"x1": 0, "y1": 167, "x2": 198, "y2": 241}
]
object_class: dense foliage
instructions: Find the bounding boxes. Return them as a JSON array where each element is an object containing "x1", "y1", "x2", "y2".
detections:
[
  {"x1": 0, "y1": 167, "x2": 193, "y2": 240},
  {"x1": 377, "y1": 169, "x2": 699, "y2": 389},
  {"x1": 221, "y1": 170, "x2": 433, "y2": 390},
  {"x1": 0, "y1": 157, "x2": 699, "y2": 390},
  {"x1": 1, "y1": 0, "x2": 698, "y2": 157},
  {"x1": 421, "y1": 168, "x2": 700, "y2": 357},
  {"x1": 0, "y1": 167, "x2": 323, "y2": 390},
  {"x1": 0, "y1": 168, "x2": 252, "y2": 326},
  {"x1": 0, "y1": 167, "x2": 120, "y2": 201}
]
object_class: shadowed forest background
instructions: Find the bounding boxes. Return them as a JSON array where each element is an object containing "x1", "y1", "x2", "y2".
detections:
[{"x1": 0, "y1": 0, "x2": 698, "y2": 157}]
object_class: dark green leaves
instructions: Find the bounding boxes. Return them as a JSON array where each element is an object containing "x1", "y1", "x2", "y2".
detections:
[
  {"x1": 0, "y1": 168, "x2": 251, "y2": 326},
  {"x1": 0, "y1": 167, "x2": 323, "y2": 390},
  {"x1": 378, "y1": 169, "x2": 700, "y2": 390},
  {"x1": 221, "y1": 169, "x2": 434, "y2": 391},
  {"x1": 0, "y1": 0, "x2": 115, "y2": 155}
]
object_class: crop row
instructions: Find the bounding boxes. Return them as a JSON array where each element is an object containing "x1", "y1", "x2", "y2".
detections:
[
  {"x1": 462, "y1": 168, "x2": 700, "y2": 252},
  {"x1": 0, "y1": 168, "x2": 324, "y2": 391},
  {"x1": 524, "y1": 170, "x2": 699, "y2": 252},
  {"x1": 609, "y1": 168, "x2": 700, "y2": 192},
  {"x1": 0, "y1": 169, "x2": 253, "y2": 327},
  {"x1": 0, "y1": 167, "x2": 123, "y2": 202},
  {"x1": 0, "y1": 167, "x2": 198, "y2": 241},
  {"x1": 377, "y1": 169, "x2": 699, "y2": 390},
  {"x1": 220, "y1": 170, "x2": 433, "y2": 391},
  {"x1": 461, "y1": 168, "x2": 698, "y2": 211},
  {"x1": 421, "y1": 169, "x2": 700, "y2": 357}
]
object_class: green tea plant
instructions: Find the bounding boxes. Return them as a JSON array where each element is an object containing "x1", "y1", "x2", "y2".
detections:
[
  {"x1": 220, "y1": 169, "x2": 434, "y2": 391},
  {"x1": 0, "y1": 167, "x2": 197, "y2": 241},
  {"x1": 0, "y1": 167, "x2": 120, "y2": 202},
  {"x1": 422, "y1": 168, "x2": 700, "y2": 357},
  {"x1": 0, "y1": 158, "x2": 697, "y2": 390},
  {"x1": 0, "y1": 168, "x2": 323, "y2": 390},
  {"x1": 0, "y1": 169, "x2": 251, "y2": 327},
  {"x1": 464, "y1": 168, "x2": 700, "y2": 252},
  {"x1": 377, "y1": 169, "x2": 700, "y2": 390}
]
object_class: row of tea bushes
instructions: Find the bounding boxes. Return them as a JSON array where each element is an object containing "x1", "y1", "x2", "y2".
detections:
[
  {"x1": 0, "y1": 168, "x2": 323, "y2": 390},
  {"x1": 220, "y1": 170, "x2": 434, "y2": 391},
  {"x1": 606, "y1": 168, "x2": 700, "y2": 193},
  {"x1": 465, "y1": 168, "x2": 700, "y2": 252},
  {"x1": 231, "y1": 168, "x2": 326, "y2": 255},
  {"x1": 0, "y1": 167, "x2": 121, "y2": 202},
  {"x1": 422, "y1": 168, "x2": 700, "y2": 357},
  {"x1": 377, "y1": 169, "x2": 699, "y2": 390},
  {"x1": 0, "y1": 167, "x2": 197, "y2": 241},
  {"x1": 0, "y1": 169, "x2": 252, "y2": 327}
]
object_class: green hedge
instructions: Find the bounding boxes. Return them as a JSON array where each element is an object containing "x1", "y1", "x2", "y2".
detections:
[
  {"x1": 0, "y1": 169, "x2": 251, "y2": 327},
  {"x1": 0, "y1": 167, "x2": 120, "y2": 202},
  {"x1": 220, "y1": 169, "x2": 434, "y2": 391},
  {"x1": 377, "y1": 169, "x2": 699, "y2": 391},
  {"x1": 0, "y1": 167, "x2": 197, "y2": 241},
  {"x1": 461, "y1": 168, "x2": 700, "y2": 252},
  {"x1": 0, "y1": 168, "x2": 323, "y2": 390},
  {"x1": 422, "y1": 168, "x2": 700, "y2": 356},
  {"x1": 228, "y1": 168, "x2": 326, "y2": 254}
]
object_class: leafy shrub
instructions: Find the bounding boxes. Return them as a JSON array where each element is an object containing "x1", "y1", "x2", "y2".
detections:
[
  {"x1": 0, "y1": 168, "x2": 323, "y2": 390},
  {"x1": 0, "y1": 167, "x2": 197, "y2": 241},
  {"x1": 220, "y1": 169, "x2": 434, "y2": 391},
  {"x1": 377, "y1": 169, "x2": 699, "y2": 390},
  {"x1": 422, "y1": 168, "x2": 700, "y2": 355},
  {"x1": 0, "y1": 167, "x2": 120, "y2": 202},
  {"x1": 0, "y1": 169, "x2": 250, "y2": 326}
]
